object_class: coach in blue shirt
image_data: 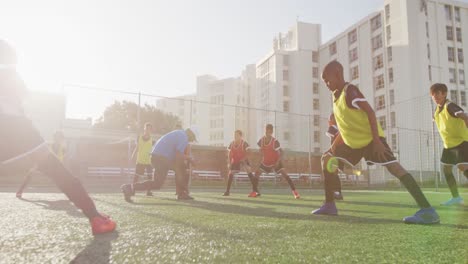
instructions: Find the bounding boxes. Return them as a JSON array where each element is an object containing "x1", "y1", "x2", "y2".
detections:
[{"x1": 121, "y1": 128, "x2": 197, "y2": 201}]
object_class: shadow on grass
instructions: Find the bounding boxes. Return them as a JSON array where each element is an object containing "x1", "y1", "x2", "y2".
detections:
[
  {"x1": 19, "y1": 198, "x2": 84, "y2": 218},
  {"x1": 70, "y1": 231, "x2": 119, "y2": 264}
]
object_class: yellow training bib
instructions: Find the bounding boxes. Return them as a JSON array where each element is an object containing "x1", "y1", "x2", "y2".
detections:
[{"x1": 434, "y1": 101, "x2": 468, "y2": 149}]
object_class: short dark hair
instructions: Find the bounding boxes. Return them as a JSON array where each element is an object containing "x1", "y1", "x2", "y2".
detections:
[
  {"x1": 430, "y1": 83, "x2": 448, "y2": 94},
  {"x1": 265, "y1": 124, "x2": 273, "y2": 130},
  {"x1": 144, "y1": 122, "x2": 152, "y2": 128},
  {"x1": 235, "y1": 130, "x2": 243, "y2": 136},
  {"x1": 322, "y1": 60, "x2": 343, "y2": 78}
]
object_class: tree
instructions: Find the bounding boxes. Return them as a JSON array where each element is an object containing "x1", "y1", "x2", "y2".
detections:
[{"x1": 94, "y1": 100, "x2": 181, "y2": 133}]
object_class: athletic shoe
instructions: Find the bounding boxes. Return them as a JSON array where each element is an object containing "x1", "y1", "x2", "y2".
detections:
[
  {"x1": 146, "y1": 190, "x2": 153, "y2": 196},
  {"x1": 90, "y1": 215, "x2": 117, "y2": 235},
  {"x1": 222, "y1": 192, "x2": 230, "y2": 196},
  {"x1": 334, "y1": 192, "x2": 344, "y2": 201},
  {"x1": 440, "y1": 197, "x2": 464, "y2": 206},
  {"x1": 248, "y1": 191, "x2": 259, "y2": 198},
  {"x1": 120, "y1": 184, "x2": 133, "y2": 203},
  {"x1": 292, "y1": 190, "x2": 301, "y2": 199},
  {"x1": 311, "y1": 202, "x2": 338, "y2": 215},
  {"x1": 16, "y1": 192, "x2": 22, "y2": 199},
  {"x1": 403, "y1": 207, "x2": 440, "y2": 225},
  {"x1": 177, "y1": 194, "x2": 194, "y2": 200}
]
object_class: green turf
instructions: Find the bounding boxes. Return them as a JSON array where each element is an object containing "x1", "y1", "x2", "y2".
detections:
[{"x1": 0, "y1": 188, "x2": 467, "y2": 263}]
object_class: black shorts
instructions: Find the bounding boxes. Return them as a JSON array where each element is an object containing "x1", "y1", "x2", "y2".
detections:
[
  {"x1": 332, "y1": 137, "x2": 397, "y2": 166},
  {"x1": 135, "y1": 163, "x2": 153, "y2": 176},
  {"x1": 229, "y1": 160, "x2": 251, "y2": 172},
  {"x1": 259, "y1": 161, "x2": 285, "y2": 173},
  {"x1": 441, "y1": 141, "x2": 468, "y2": 165},
  {"x1": 0, "y1": 115, "x2": 45, "y2": 164}
]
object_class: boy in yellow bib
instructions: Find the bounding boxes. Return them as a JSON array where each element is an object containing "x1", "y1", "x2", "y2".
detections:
[
  {"x1": 313, "y1": 61, "x2": 439, "y2": 225},
  {"x1": 430, "y1": 83, "x2": 468, "y2": 206},
  {"x1": 132, "y1": 122, "x2": 155, "y2": 196}
]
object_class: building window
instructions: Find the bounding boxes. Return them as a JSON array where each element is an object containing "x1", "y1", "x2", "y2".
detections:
[
  {"x1": 385, "y1": 4, "x2": 390, "y2": 22},
  {"x1": 445, "y1": 5, "x2": 452, "y2": 21},
  {"x1": 313, "y1": 99, "x2": 320, "y2": 110},
  {"x1": 456, "y1": 28, "x2": 462, "y2": 42},
  {"x1": 426, "y1": 22, "x2": 429, "y2": 38},
  {"x1": 283, "y1": 85, "x2": 289, "y2": 96},
  {"x1": 372, "y1": 35, "x2": 383, "y2": 51},
  {"x1": 350, "y1": 66, "x2": 359, "y2": 80},
  {"x1": 428, "y1": 65, "x2": 432, "y2": 81},
  {"x1": 284, "y1": 132, "x2": 290, "y2": 141},
  {"x1": 387, "y1": 46, "x2": 392, "y2": 62},
  {"x1": 283, "y1": 70, "x2": 289, "y2": 81},
  {"x1": 313, "y1": 83, "x2": 319, "y2": 94},
  {"x1": 449, "y1": 68, "x2": 457, "y2": 83},
  {"x1": 348, "y1": 29, "x2": 357, "y2": 45},
  {"x1": 446, "y1": 26, "x2": 454, "y2": 41},
  {"x1": 283, "y1": 55, "x2": 289, "y2": 66},
  {"x1": 313, "y1": 67, "x2": 319, "y2": 78},
  {"x1": 427, "y1": 43, "x2": 430, "y2": 59},
  {"x1": 378, "y1": 116, "x2": 387, "y2": 130},
  {"x1": 283, "y1": 101, "x2": 290, "y2": 112},
  {"x1": 461, "y1": 91, "x2": 466, "y2": 107},
  {"x1": 386, "y1": 25, "x2": 391, "y2": 42},
  {"x1": 313, "y1": 115, "x2": 320, "y2": 126},
  {"x1": 329, "y1": 42, "x2": 337, "y2": 56},
  {"x1": 373, "y1": 54, "x2": 384, "y2": 70},
  {"x1": 450, "y1": 90, "x2": 458, "y2": 103},
  {"x1": 448, "y1": 47, "x2": 455, "y2": 62},
  {"x1": 374, "y1": 74, "x2": 385, "y2": 91},
  {"x1": 349, "y1": 47, "x2": 358, "y2": 62},
  {"x1": 458, "y1": 48, "x2": 464, "y2": 63},
  {"x1": 391, "y1": 133, "x2": 397, "y2": 151},
  {"x1": 389, "y1": 68, "x2": 394, "y2": 83},
  {"x1": 312, "y1": 51, "x2": 319, "y2": 63},
  {"x1": 390, "y1": 90, "x2": 395, "y2": 105},
  {"x1": 371, "y1": 14, "x2": 382, "y2": 31},
  {"x1": 314, "y1": 131, "x2": 320, "y2": 143},
  {"x1": 455, "y1": 7, "x2": 460, "y2": 22},
  {"x1": 459, "y1": 69, "x2": 465, "y2": 85},
  {"x1": 314, "y1": 147, "x2": 320, "y2": 153},
  {"x1": 375, "y1": 95, "x2": 386, "y2": 110},
  {"x1": 391, "y1": 112, "x2": 396, "y2": 128}
]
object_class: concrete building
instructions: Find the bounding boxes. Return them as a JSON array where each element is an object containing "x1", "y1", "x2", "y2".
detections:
[{"x1": 155, "y1": 94, "x2": 196, "y2": 130}]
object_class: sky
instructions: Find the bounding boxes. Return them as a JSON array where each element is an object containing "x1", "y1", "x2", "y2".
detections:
[{"x1": 1, "y1": 0, "x2": 467, "y2": 119}]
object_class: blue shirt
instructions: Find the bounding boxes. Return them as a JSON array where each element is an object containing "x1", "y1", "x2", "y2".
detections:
[{"x1": 151, "y1": 130, "x2": 188, "y2": 161}]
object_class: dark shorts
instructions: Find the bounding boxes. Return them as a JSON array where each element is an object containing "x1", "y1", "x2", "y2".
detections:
[
  {"x1": 259, "y1": 161, "x2": 285, "y2": 173},
  {"x1": 441, "y1": 141, "x2": 468, "y2": 165},
  {"x1": 0, "y1": 115, "x2": 45, "y2": 164},
  {"x1": 332, "y1": 137, "x2": 397, "y2": 166},
  {"x1": 229, "y1": 160, "x2": 251, "y2": 172},
  {"x1": 135, "y1": 163, "x2": 153, "y2": 176}
]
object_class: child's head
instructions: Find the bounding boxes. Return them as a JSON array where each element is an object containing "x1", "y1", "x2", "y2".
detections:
[
  {"x1": 234, "y1": 130, "x2": 243, "y2": 141},
  {"x1": 144, "y1": 122, "x2": 153, "y2": 134},
  {"x1": 322, "y1": 60, "x2": 345, "y2": 92},
  {"x1": 265, "y1": 124, "x2": 274, "y2": 137},
  {"x1": 430, "y1": 83, "x2": 448, "y2": 106}
]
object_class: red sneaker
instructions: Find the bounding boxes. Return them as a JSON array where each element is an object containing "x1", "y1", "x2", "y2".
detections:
[
  {"x1": 90, "y1": 215, "x2": 116, "y2": 235},
  {"x1": 248, "y1": 191, "x2": 259, "y2": 198},
  {"x1": 292, "y1": 190, "x2": 300, "y2": 199}
]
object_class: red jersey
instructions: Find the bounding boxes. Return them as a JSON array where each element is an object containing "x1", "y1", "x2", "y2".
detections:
[
  {"x1": 257, "y1": 136, "x2": 280, "y2": 166},
  {"x1": 228, "y1": 140, "x2": 249, "y2": 164}
]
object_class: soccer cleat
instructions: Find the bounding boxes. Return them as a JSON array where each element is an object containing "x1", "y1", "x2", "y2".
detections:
[
  {"x1": 292, "y1": 190, "x2": 301, "y2": 199},
  {"x1": 90, "y1": 215, "x2": 117, "y2": 235},
  {"x1": 146, "y1": 190, "x2": 153, "y2": 197},
  {"x1": 177, "y1": 194, "x2": 194, "y2": 200},
  {"x1": 334, "y1": 191, "x2": 344, "y2": 201},
  {"x1": 16, "y1": 192, "x2": 22, "y2": 199},
  {"x1": 403, "y1": 207, "x2": 440, "y2": 225},
  {"x1": 311, "y1": 202, "x2": 338, "y2": 215},
  {"x1": 222, "y1": 192, "x2": 230, "y2": 196},
  {"x1": 120, "y1": 184, "x2": 134, "y2": 203},
  {"x1": 440, "y1": 197, "x2": 464, "y2": 206},
  {"x1": 248, "y1": 191, "x2": 259, "y2": 198}
]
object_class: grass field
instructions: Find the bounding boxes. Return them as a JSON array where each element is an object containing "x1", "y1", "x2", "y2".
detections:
[{"x1": 0, "y1": 188, "x2": 467, "y2": 263}]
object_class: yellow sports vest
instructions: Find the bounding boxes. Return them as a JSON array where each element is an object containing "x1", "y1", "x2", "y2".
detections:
[
  {"x1": 333, "y1": 84, "x2": 385, "y2": 149},
  {"x1": 434, "y1": 101, "x2": 468, "y2": 149},
  {"x1": 53, "y1": 143, "x2": 65, "y2": 162},
  {"x1": 136, "y1": 135, "x2": 153, "y2": 165}
]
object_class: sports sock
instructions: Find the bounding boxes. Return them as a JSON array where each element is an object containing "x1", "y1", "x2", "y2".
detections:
[
  {"x1": 323, "y1": 170, "x2": 336, "y2": 202},
  {"x1": 226, "y1": 173, "x2": 234, "y2": 192},
  {"x1": 248, "y1": 173, "x2": 258, "y2": 192},
  {"x1": 444, "y1": 170, "x2": 460, "y2": 198},
  {"x1": 399, "y1": 174, "x2": 431, "y2": 208}
]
